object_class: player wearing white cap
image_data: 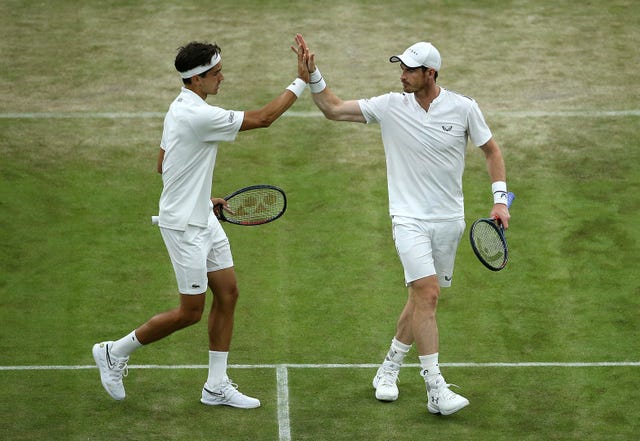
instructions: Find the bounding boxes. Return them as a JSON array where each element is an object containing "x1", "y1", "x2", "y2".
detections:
[
  {"x1": 92, "y1": 38, "x2": 310, "y2": 408},
  {"x1": 295, "y1": 35, "x2": 510, "y2": 416}
]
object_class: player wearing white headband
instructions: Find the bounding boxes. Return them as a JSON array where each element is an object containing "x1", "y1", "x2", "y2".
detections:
[
  {"x1": 177, "y1": 51, "x2": 222, "y2": 79},
  {"x1": 93, "y1": 38, "x2": 310, "y2": 409},
  {"x1": 295, "y1": 35, "x2": 510, "y2": 416}
]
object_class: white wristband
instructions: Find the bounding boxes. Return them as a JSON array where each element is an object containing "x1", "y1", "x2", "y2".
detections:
[
  {"x1": 492, "y1": 181, "x2": 508, "y2": 205},
  {"x1": 309, "y1": 68, "x2": 326, "y2": 94},
  {"x1": 286, "y1": 78, "x2": 307, "y2": 97}
]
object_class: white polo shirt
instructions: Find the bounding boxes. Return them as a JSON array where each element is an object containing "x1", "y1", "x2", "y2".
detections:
[
  {"x1": 158, "y1": 87, "x2": 244, "y2": 231},
  {"x1": 358, "y1": 89, "x2": 492, "y2": 221}
]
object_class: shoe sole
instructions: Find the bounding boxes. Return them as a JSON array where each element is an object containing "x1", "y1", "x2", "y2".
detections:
[
  {"x1": 375, "y1": 391, "x2": 399, "y2": 402},
  {"x1": 200, "y1": 398, "x2": 261, "y2": 409},
  {"x1": 429, "y1": 399, "x2": 469, "y2": 415}
]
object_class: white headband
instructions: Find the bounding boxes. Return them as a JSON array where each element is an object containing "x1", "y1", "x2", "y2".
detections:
[{"x1": 178, "y1": 53, "x2": 221, "y2": 79}]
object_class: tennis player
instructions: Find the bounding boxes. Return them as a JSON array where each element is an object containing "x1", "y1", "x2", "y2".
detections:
[
  {"x1": 92, "y1": 39, "x2": 310, "y2": 407},
  {"x1": 295, "y1": 35, "x2": 510, "y2": 415}
]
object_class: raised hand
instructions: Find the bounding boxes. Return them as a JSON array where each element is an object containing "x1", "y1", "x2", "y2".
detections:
[
  {"x1": 293, "y1": 33, "x2": 316, "y2": 73},
  {"x1": 290, "y1": 36, "x2": 311, "y2": 83}
]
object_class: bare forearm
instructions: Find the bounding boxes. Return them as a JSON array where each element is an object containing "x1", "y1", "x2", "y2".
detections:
[
  {"x1": 310, "y1": 87, "x2": 366, "y2": 123},
  {"x1": 241, "y1": 90, "x2": 298, "y2": 130},
  {"x1": 486, "y1": 150, "x2": 506, "y2": 182},
  {"x1": 311, "y1": 88, "x2": 342, "y2": 120},
  {"x1": 481, "y1": 138, "x2": 510, "y2": 227},
  {"x1": 482, "y1": 139, "x2": 506, "y2": 182}
]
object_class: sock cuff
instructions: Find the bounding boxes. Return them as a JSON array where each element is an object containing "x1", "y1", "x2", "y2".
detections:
[
  {"x1": 391, "y1": 337, "x2": 412, "y2": 353},
  {"x1": 419, "y1": 353, "x2": 441, "y2": 378},
  {"x1": 419, "y1": 352, "x2": 439, "y2": 365},
  {"x1": 110, "y1": 330, "x2": 143, "y2": 358},
  {"x1": 209, "y1": 350, "x2": 229, "y2": 360},
  {"x1": 207, "y1": 351, "x2": 229, "y2": 387}
]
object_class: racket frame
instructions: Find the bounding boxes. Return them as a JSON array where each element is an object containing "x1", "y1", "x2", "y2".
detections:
[
  {"x1": 216, "y1": 184, "x2": 287, "y2": 226},
  {"x1": 469, "y1": 191, "x2": 515, "y2": 271},
  {"x1": 469, "y1": 218, "x2": 508, "y2": 271}
]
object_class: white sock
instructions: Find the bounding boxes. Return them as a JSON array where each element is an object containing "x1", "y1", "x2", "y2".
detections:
[
  {"x1": 385, "y1": 337, "x2": 412, "y2": 364},
  {"x1": 207, "y1": 351, "x2": 228, "y2": 387},
  {"x1": 419, "y1": 352, "x2": 441, "y2": 383},
  {"x1": 110, "y1": 330, "x2": 142, "y2": 358}
]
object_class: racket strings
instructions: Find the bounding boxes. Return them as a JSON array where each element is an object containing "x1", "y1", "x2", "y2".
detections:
[
  {"x1": 226, "y1": 189, "x2": 285, "y2": 223},
  {"x1": 471, "y1": 222, "x2": 506, "y2": 267}
]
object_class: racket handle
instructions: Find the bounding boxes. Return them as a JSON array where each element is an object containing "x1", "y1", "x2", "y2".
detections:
[
  {"x1": 507, "y1": 192, "x2": 516, "y2": 208},
  {"x1": 151, "y1": 215, "x2": 159, "y2": 226}
]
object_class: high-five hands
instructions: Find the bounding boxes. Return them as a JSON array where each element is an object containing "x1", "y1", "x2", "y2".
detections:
[
  {"x1": 290, "y1": 34, "x2": 311, "y2": 82},
  {"x1": 292, "y1": 34, "x2": 316, "y2": 74}
]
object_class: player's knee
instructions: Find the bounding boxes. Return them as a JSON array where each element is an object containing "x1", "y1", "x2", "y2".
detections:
[
  {"x1": 217, "y1": 285, "x2": 239, "y2": 308},
  {"x1": 418, "y1": 291, "x2": 439, "y2": 309},
  {"x1": 178, "y1": 306, "x2": 204, "y2": 327},
  {"x1": 410, "y1": 282, "x2": 440, "y2": 310}
]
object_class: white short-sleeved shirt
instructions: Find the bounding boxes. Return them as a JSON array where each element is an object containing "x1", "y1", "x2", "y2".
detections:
[
  {"x1": 158, "y1": 87, "x2": 244, "y2": 231},
  {"x1": 358, "y1": 89, "x2": 492, "y2": 221}
]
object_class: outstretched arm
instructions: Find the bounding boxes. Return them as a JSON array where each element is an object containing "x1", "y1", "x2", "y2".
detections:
[
  {"x1": 294, "y1": 34, "x2": 366, "y2": 123},
  {"x1": 309, "y1": 82, "x2": 366, "y2": 123},
  {"x1": 240, "y1": 37, "x2": 310, "y2": 131}
]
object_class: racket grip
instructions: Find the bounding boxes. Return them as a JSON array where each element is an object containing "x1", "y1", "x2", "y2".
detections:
[
  {"x1": 507, "y1": 192, "x2": 516, "y2": 208},
  {"x1": 151, "y1": 215, "x2": 159, "y2": 226}
]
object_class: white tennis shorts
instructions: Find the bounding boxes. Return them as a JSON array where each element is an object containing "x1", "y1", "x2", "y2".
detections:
[
  {"x1": 160, "y1": 213, "x2": 234, "y2": 295},
  {"x1": 392, "y1": 216, "x2": 465, "y2": 287}
]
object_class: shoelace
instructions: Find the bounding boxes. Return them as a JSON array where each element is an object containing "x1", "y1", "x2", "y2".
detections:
[
  {"x1": 438, "y1": 382, "x2": 461, "y2": 400},
  {"x1": 219, "y1": 379, "x2": 242, "y2": 397},
  {"x1": 378, "y1": 367, "x2": 400, "y2": 386},
  {"x1": 107, "y1": 354, "x2": 129, "y2": 379}
]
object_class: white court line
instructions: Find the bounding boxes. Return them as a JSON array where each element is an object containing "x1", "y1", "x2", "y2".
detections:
[
  {"x1": 276, "y1": 365, "x2": 291, "y2": 441},
  {"x1": 1, "y1": 110, "x2": 639, "y2": 119},
  {"x1": 3, "y1": 361, "x2": 637, "y2": 441},
  {"x1": 1, "y1": 361, "x2": 639, "y2": 371}
]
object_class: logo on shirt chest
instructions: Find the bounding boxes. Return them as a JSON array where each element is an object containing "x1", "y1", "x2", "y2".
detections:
[{"x1": 442, "y1": 125, "x2": 453, "y2": 132}]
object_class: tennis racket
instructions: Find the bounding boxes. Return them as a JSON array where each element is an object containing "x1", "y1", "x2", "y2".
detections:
[
  {"x1": 469, "y1": 192, "x2": 515, "y2": 271},
  {"x1": 151, "y1": 184, "x2": 287, "y2": 227},
  {"x1": 215, "y1": 184, "x2": 287, "y2": 225}
]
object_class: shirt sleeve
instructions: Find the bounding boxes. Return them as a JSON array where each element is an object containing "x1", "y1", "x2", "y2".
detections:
[
  {"x1": 467, "y1": 101, "x2": 492, "y2": 147},
  {"x1": 358, "y1": 94, "x2": 391, "y2": 124},
  {"x1": 195, "y1": 106, "x2": 245, "y2": 143}
]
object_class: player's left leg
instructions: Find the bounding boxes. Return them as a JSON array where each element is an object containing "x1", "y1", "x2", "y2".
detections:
[
  {"x1": 206, "y1": 267, "x2": 238, "y2": 352},
  {"x1": 415, "y1": 219, "x2": 469, "y2": 415},
  {"x1": 200, "y1": 267, "x2": 260, "y2": 408}
]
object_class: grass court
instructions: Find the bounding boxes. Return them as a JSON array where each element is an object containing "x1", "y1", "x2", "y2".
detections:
[{"x1": 1, "y1": 1, "x2": 639, "y2": 440}]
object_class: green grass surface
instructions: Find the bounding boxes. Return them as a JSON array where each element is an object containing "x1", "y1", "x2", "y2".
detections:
[{"x1": 1, "y1": 1, "x2": 639, "y2": 440}]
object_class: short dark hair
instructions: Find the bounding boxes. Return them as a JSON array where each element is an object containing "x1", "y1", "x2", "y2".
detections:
[
  {"x1": 404, "y1": 64, "x2": 438, "y2": 83},
  {"x1": 175, "y1": 41, "x2": 221, "y2": 84},
  {"x1": 421, "y1": 66, "x2": 438, "y2": 82}
]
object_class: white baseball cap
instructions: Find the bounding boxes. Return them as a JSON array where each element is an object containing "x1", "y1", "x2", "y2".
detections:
[{"x1": 389, "y1": 42, "x2": 441, "y2": 71}]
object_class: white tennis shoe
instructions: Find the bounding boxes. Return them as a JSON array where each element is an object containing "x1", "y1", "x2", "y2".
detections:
[
  {"x1": 201, "y1": 378, "x2": 261, "y2": 409},
  {"x1": 425, "y1": 375, "x2": 469, "y2": 415},
  {"x1": 372, "y1": 360, "x2": 401, "y2": 401},
  {"x1": 92, "y1": 341, "x2": 129, "y2": 401}
]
